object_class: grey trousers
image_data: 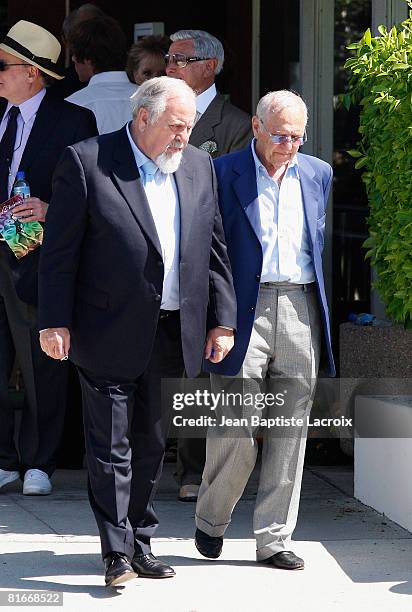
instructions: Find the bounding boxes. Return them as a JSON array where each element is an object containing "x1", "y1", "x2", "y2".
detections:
[{"x1": 195, "y1": 283, "x2": 321, "y2": 560}]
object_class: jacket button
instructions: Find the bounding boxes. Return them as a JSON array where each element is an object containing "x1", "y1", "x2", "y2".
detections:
[
  {"x1": 157, "y1": 260, "x2": 163, "y2": 267},
  {"x1": 154, "y1": 294, "x2": 161, "y2": 301},
  {"x1": 250, "y1": 306, "x2": 255, "y2": 312},
  {"x1": 255, "y1": 274, "x2": 260, "y2": 281}
]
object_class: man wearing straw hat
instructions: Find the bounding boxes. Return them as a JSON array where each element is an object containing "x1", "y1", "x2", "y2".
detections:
[{"x1": 0, "y1": 21, "x2": 97, "y2": 496}]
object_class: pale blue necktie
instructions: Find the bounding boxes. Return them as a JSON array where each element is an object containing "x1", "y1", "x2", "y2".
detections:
[{"x1": 141, "y1": 159, "x2": 158, "y2": 185}]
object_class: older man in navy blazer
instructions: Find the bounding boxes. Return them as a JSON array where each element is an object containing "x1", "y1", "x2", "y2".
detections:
[{"x1": 195, "y1": 90, "x2": 335, "y2": 570}]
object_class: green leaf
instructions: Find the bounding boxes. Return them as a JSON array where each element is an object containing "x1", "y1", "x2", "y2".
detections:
[
  {"x1": 354, "y1": 157, "x2": 368, "y2": 169},
  {"x1": 404, "y1": 318, "x2": 412, "y2": 330},
  {"x1": 343, "y1": 93, "x2": 351, "y2": 110},
  {"x1": 347, "y1": 149, "x2": 363, "y2": 158}
]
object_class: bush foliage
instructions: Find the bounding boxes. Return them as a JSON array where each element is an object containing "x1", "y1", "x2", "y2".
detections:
[{"x1": 345, "y1": 0, "x2": 412, "y2": 326}]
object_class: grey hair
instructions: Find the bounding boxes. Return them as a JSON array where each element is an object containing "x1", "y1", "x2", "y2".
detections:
[
  {"x1": 256, "y1": 90, "x2": 308, "y2": 126},
  {"x1": 170, "y1": 30, "x2": 224, "y2": 75},
  {"x1": 130, "y1": 76, "x2": 196, "y2": 122}
]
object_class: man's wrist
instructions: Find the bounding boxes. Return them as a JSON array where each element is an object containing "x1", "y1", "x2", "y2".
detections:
[{"x1": 217, "y1": 326, "x2": 234, "y2": 331}]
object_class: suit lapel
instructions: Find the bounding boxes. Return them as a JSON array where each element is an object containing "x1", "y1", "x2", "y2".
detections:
[
  {"x1": 297, "y1": 153, "x2": 321, "y2": 250},
  {"x1": 19, "y1": 91, "x2": 62, "y2": 173},
  {"x1": 174, "y1": 150, "x2": 195, "y2": 257},
  {"x1": 111, "y1": 127, "x2": 162, "y2": 256},
  {"x1": 190, "y1": 94, "x2": 224, "y2": 147},
  {"x1": 232, "y1": 148, "x2": 261, "y2": 241},
  {"x1": 0, "y1": 99, "x2": 6, "y2": 122}
]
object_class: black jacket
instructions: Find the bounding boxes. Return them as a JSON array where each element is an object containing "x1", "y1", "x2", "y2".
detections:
[
  {"x1": 189, "y1": 93, "x2": 252, "y2": 158},
  {"x1": 0, "y1": 90, "x2": 98, "y2": 304},
  {"x1": 38, "y1": 127, "x2": 237, "y2": 379}
]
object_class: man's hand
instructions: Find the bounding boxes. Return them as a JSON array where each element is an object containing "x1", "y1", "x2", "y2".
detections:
[
  {"x1": 204, "y1": 327, "x2": 234, "y2": 363},
  {"x1": 12, "y1": 197, "x2": 49, "y2": 222},
  {"x1": 39, "y1": 328, "x2": 71, "y2": 360}
]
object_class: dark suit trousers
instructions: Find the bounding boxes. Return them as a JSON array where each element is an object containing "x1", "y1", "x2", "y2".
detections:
[
  {"x1": 78, "y1": 311, "x2": 184, "y2": 559},
  {"x1": 0, "y1": 247, "x2": 68, "y2": 475},
  {"x1": 176, "y1": 437, "x2": 206, "y2": 486}
]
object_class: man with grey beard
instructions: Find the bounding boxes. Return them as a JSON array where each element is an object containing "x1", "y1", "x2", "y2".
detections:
[{"x1": 37, "y1": 76, "x2": 236, "y2": 587}]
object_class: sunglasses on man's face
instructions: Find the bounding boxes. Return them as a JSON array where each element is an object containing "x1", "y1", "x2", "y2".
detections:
[{"x1": 0, "y1": 60, "x2": 28, "y2": 71}]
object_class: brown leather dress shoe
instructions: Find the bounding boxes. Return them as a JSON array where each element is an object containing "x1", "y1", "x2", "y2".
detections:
[{"x1": 260, "y1": 551, "x2": 304, "y2": 570}]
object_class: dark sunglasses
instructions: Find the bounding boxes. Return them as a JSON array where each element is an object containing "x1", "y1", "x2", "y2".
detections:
[{"x1": 0, "y1": 60, "x2": 28, "y2": 71}]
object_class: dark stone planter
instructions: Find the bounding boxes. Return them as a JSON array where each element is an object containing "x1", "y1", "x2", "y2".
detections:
[
  {"x1": 340, "y1": 322, "x2": 412, "y2": 378},
  {"x1": 339, "y1": 322, "x2": 412, "y2": 456}
]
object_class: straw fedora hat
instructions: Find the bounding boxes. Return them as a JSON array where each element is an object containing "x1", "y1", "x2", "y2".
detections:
[{"x1": 0, "y1": 20, "x2": 64, "y2": 80}]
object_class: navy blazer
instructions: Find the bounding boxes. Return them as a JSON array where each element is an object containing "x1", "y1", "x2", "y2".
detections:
[{"x1": 205, "y1": 145, "x2": 336, "y2": 377}]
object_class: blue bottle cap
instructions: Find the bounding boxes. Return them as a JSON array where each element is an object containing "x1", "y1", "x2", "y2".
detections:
[{"x1": 16, "y1": 171, "x2": 25, "y2": 180}]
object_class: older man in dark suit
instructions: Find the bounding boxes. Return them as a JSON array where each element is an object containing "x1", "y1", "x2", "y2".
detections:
[
  {"x1": 166, "y1": 29, "x2": 252, "y2": 500},
  {"x1": 166, "y1": 29, "x2": 252, "y2": 157},
  {"x1": 38, "y1": 76, "x2": 236, "y2": 586},
  {"x1": 0, "y1": 21, "x2": 97, "y2": 496}
]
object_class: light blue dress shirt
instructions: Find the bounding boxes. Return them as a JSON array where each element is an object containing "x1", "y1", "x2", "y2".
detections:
[
  {"x1": 0, "y1": 88, "x2": 46, "y2": 197},
  {"x1": 126, "y1": 123, "x2": 180, "y2": 310},
  {"x1": 250, "y1": 139, "x2": 315, "y2": 284}
]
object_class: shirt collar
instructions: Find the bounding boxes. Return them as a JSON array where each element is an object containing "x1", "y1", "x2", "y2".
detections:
[
  {"x1": 250, "y1": 138, "x2": 299, "y2": 182},
  {"x1": 125, "y1": 122, "x2": 152, "y2": 170},
  {"x1": 89, "y1": 71, "x2": 131, "y2": 85},
  {"x1": 5, "y1": 88, "x2": 46, "y2": 124},
  {"x1": 196, "y1": 83, "x2": 217, "y2": 115}
]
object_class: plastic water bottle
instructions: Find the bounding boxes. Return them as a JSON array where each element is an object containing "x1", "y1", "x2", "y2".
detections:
[{"x1": 12, "y1": 170, "x2": 30, "y2": 199}]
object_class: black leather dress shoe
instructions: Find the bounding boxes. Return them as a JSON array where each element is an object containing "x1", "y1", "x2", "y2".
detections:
[
  {"x1": 195, "y1": 528, "x2": 223, "y2": 559},
  {"x1": 260, "y1": 550, "x2": 304, "y2": 570},
  {"x1": 104, "y1": 552, "x2": 137, "y2": 586},
  {"x1": 131, "y1": 553, "x2": 175, "y2": 578}
]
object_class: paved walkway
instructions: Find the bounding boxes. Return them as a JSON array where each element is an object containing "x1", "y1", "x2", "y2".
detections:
[{"x1": 0, "y1": 464, "x2": 411, "y2": 611}]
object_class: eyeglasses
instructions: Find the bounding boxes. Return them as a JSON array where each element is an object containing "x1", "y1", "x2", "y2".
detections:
[
  {"x1": 164, "y1": 53, "x2": 211, "y2": 68},
  {"x1": 259, "y1": 119, "x2": 307, "y2": 145},
  {"x1": 0, "y1": 60, "x2": 28, "y2": 71}
]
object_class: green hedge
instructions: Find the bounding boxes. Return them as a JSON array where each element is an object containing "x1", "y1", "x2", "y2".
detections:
[{"x1": 345, "y1": 1, "x2": 412, "y2": 327}]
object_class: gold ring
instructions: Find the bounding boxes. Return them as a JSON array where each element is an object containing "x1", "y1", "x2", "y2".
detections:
[{"x1": 30, "y1": 209, "x2": 33, "y2": 215}]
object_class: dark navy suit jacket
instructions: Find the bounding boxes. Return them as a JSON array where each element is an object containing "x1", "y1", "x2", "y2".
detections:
[
  {"x1": 38, "y1": 128, "x2": 236, "y2": 380},
  {"x1": 205, "y1": 144, "x2": 336, "y2": 377},
  {"x1": 0, "y1": 91, "x2": 97, "y2": 304}
]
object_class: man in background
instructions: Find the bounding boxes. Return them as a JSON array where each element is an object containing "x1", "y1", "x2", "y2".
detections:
[
  {"x1": 66, "y1": 15, "x2": 137, "y2": 134},
  {"x1": 52, "y1": 2, "x2": 105, "y2": 99},
  {"x1": 166, "y1": 29, "x2": 252, "y2": 157},
  {"x1": 0, "y1": 20, "x2": 97, "y2": 495},
  {"x1": 166, "y1": 28, "x2": 252, "y2": 501}
]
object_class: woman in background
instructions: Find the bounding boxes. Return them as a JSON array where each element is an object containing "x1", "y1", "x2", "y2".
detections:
[{"x1": 127, "y1": 35, "x2": 170, "y2": 84}]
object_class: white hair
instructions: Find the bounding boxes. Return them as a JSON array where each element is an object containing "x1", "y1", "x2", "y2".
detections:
[
  {"x1": 130, "y1": 76, "x2": 196, "y2": 123},
  {"x1": 170, "y1": 29, "x2": 224, "y2": 75},
  {"x1": 256, "y1": 90, "x2": 308, "y2": 126}
]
